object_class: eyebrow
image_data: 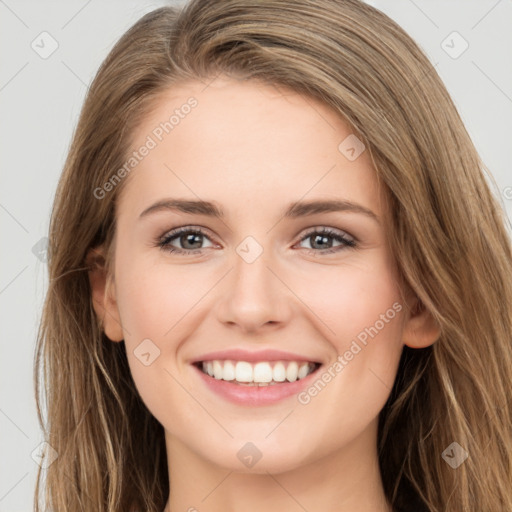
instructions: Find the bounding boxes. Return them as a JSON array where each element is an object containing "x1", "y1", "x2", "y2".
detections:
[{"x1": 139, "y1": 198, "x2": 379, "y2": 224}]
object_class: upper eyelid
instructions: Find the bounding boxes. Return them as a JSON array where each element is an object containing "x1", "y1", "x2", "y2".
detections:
[
  {"x1": 161, "y1": 225, "x2": 218, "y2": 243},
  {"x1": 300, "y1": 225, "x2": 355, "y2": 240}
]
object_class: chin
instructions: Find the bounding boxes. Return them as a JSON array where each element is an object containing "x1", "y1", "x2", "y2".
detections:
[{"x1": 200, "y1": 437, "x2": 314, "y2": 475}]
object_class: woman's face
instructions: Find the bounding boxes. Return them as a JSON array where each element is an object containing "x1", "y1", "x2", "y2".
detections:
[{"x1": 98, "y1": 76, "x2": 412, "y2": 473}]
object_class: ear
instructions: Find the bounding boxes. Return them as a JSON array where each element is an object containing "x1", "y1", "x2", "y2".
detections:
[
  {"x1": 85, "y1": 245, "x2": 124, "y2": 342},
  {"x1": 402, "y1": 296, "x2": 440, "y2": 348}
]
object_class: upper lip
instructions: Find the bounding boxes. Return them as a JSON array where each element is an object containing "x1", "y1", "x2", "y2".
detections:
[{"x1": 190, "y1": 348, "x2": 322, "y2": 364}]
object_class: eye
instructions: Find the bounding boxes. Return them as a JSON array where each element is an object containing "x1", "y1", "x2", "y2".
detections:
[
  {"x1": 157, "y1": 226, "x2": 216, "y2": 254},
  {"x1": 296, "y1": 227, "x2": 356, "y2": 254}
]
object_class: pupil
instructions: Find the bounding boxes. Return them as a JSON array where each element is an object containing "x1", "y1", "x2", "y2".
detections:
[
  {"x1": 312, "y1": 234, "x2": 331, "y2": 249},
  {"x1": 182, "y1": 233, "x2": 202, "y2": 249}
]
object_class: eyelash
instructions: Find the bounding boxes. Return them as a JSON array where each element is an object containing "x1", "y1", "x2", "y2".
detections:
[{"x1": 155, "y1": 225, "x2": 357, "y2": 255}]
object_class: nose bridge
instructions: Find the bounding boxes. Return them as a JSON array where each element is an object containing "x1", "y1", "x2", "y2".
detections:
[{"x1": 218, "y1": 234, "x2": 290, "y2": 331}]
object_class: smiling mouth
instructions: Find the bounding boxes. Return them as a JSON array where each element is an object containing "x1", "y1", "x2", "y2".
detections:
[{"x1": 193, "y1": 360, "x2": 321, "y2": 386}]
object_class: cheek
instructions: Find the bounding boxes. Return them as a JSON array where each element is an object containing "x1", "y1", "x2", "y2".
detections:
[
  {"x1": 113, "y1": 258, "x2": 217, "y2": 415},
  {"x1": 293, "y1": 257, "x2": 404, "y2": 408},
  {"x1": 297, "y1": 256, "x2": 403, "y2": 348},
  {"x1": 115, "y1": 248, "x2": 212, "y2": 343}
]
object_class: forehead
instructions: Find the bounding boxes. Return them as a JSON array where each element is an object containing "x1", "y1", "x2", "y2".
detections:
[{"x1": 117, "y1": 76, "x2": 387, "y2": 221}]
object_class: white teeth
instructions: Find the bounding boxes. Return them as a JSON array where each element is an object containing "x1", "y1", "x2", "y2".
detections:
[
  {"x1": 286, "y1": 362, "x2": 298, "y2": 382},
  {"x1": 223, "y1": 360, "x2": 236, "y2": 381},
  {"x1": 235, "y1": 361, "x2": 253, "y2": 382},
  {"x1": 253, "y1": 362, "x2": 273, "y2": 382},
  {"x1": 273, "y1": 362, "x2": 287, "y2": 382},
  {"x1": 298, "y1": 362, "x2": 310, "y2": 379},
  {"x1": 213, "y1": 360, "x2": 223, "y2": 379},
  {"x1": 199, "y1": 360, "x2": 317, "y2": 384}
]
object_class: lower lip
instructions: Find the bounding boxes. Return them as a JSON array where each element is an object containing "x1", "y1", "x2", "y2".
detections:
[{"x1": 192, "y1": 363, "x2": 321, "y2": 406}]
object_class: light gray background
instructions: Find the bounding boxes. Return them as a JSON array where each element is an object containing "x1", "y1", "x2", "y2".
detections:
[{"x1": 1, "y1": 1, "x2": 511, "y2": 510}]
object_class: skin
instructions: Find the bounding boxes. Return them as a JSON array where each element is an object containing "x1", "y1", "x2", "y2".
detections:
[{"x1": 88, "y1": 76, "x2": 439, "y2": 512}]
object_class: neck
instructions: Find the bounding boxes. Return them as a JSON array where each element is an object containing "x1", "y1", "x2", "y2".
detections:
[{"x1": 162, "y1": 419, "x2": 392, "y2": 512}]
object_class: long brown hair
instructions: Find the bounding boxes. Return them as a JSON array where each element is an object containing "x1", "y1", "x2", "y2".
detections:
[{"x1": 34, "y1": 1, "x2": 512, "y2": 510}]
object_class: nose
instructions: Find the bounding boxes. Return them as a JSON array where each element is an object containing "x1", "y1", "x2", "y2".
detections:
[{"x1": 216, "y1": 245, "x2": 293, "y2": 334}]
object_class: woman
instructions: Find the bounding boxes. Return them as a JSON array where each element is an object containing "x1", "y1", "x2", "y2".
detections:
[{"x1": 34, "y1": 0, "x2": 512, "y2": 511}]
